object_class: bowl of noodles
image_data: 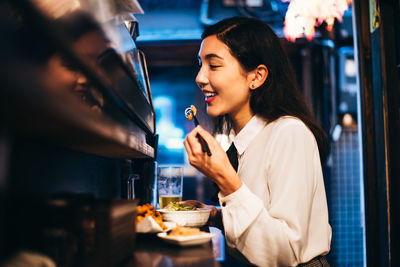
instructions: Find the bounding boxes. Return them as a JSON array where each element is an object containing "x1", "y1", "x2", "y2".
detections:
[{"x1": 158, "y1": 202, "x2": 211, "y2": 227}]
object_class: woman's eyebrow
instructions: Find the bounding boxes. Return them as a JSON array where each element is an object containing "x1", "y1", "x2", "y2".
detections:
[
  {"x1": 205, "y1": 53, "x2": 223, "y2": 60},
  {"x1": 197, "y1": 53, "x2": 223, "y2": 61}
]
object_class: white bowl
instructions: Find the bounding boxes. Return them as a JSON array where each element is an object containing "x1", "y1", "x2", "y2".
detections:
[{"x1": 158, "y1": 208, "x2": 211, "y2": 227}]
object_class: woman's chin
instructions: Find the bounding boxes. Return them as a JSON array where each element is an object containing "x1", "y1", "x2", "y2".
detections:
[{"x1": 206, "y1": 108, "x2": 221, "y2": 118}]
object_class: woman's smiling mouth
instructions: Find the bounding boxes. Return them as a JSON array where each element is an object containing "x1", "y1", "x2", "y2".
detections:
[{"x1": 204, "y1": 91, "x2": 218, "y2": 103}]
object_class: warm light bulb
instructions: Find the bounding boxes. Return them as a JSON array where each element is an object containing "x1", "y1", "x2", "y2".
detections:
[{"x1": 342, "y1": 113, "x2": 353, "y2": 128}]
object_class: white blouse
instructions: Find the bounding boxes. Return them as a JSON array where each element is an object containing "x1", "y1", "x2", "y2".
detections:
[{"x1": 218, "y1": 115, "x2": 332, "y2": 266}]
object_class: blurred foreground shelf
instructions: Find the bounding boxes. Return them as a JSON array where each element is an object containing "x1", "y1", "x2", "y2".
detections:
[
  {"x1": 0, "y1": 72, "x2": 155, "y2": 159},
  {"x1": 0, "y1": 0, "x2": 156, "y2": 159}
]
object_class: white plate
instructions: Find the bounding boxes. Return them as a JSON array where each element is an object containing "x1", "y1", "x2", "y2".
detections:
[{"x1": 157, "y1": 232, "x2": 214, "y2": 246}]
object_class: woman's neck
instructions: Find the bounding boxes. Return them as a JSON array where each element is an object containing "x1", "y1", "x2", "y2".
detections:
[{"x1": 232, "y1": 111, "x2": 254, "y2": 133}]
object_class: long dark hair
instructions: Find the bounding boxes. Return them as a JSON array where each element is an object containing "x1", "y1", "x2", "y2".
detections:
[{"x1": 202, "y1": 16, "x2": 329, "y2": 163}]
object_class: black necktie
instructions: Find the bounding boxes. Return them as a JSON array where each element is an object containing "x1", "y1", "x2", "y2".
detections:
[
  {"x1": 211, "y1": 142, "x2": 238, "y2": 203},
  {"x1": 226, "y1": 142, "x2": 239, "y2": 172}
]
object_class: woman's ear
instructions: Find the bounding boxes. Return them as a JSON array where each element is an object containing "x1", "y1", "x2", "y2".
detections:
[{"x1": 248, "y1": 64, "x2": 268, "y2": 90}]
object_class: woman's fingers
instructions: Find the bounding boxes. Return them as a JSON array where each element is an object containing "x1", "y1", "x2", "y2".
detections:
[
  {"x1": 184, "y1": 127, "x2": 213, "y2": 170},
  {"x1": 185, "y1": 128, "x2": 204, "y2": 155},
  {"x1": 181, "y1": 200, "x2": 218, "y2": 219},
  {"x1": 181, "y1": 200, "x2": 204, "y2": 208},
  {"x1": 205, "y1": 205, "x2": 218, "y2": 217},
  {"x1": 183, "y1": 139, "x2": 192, "y2": 157},
  {"x1": 184, "y1": 126, "x2": 231, "y2": 182},
  {"x1": 195, "y1": 126, "x2": 219, "y2": 147}
]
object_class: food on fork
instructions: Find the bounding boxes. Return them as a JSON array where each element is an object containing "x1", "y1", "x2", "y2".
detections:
[
  {"x1": 184, "y1": 105, "x2": 197, "y2": 120},
  {"x1": 184, "y1": 104, "x2": 212, "y2": 156}
]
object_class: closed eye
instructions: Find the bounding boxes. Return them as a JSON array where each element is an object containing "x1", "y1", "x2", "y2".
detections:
[{"x1": 209, "y1": 64, "x2": 220, "y2": 69}]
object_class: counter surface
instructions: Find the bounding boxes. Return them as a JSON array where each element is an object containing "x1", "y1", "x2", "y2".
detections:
[{"x1": 123, "y1": 227, "x2": 224, "y2": 267}]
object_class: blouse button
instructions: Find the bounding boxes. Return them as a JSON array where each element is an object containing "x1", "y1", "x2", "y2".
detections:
[{"x1": 222, "y1": 202, "x2": 226, "y2": 207}]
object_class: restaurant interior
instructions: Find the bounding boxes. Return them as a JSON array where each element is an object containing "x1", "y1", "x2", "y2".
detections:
[{"x1": 0, "y1": 0, "x2": 399, "y2": 266}]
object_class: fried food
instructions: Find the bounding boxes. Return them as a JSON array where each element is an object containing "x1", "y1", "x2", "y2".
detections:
[
  {"x1": 184, "y1": 105, "x2": 197, "y2": 120},
  {"x1": 168, "y1": 226, "x2": 203, "y2": 236},
  {"x1": 136, "y1": 203, "x2": 167, "y2": 230}
]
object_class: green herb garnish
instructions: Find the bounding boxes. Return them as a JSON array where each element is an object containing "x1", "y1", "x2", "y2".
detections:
[{"x1": 165, "y1": 202, "x2": 197, "y2": 211}]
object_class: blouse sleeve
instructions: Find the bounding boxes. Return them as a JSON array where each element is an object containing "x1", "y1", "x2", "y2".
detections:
[{"x1": 219, "y1": 120, "x2": 327, "y2": 266}]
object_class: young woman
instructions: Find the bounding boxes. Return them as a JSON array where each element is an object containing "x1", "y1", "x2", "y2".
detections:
[{"x1": 183, "y1": 17, "x2": 331, "y2": 266}]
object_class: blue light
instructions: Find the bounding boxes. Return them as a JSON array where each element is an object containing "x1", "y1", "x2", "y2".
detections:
[{"x1": 154, "y1": 95, "x2": 185, "y2": 150}]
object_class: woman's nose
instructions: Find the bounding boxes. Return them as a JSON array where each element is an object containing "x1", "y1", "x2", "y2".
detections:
[
  {"x1": 195, "y1": 68, "x2": 207, "y2": 89},
  {"x1": 75, "y1": 74, "x2": 89, "y2": 91}
]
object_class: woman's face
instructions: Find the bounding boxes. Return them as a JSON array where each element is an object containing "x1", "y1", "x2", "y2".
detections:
[
  {"x1": 44, "y1": 30, "x2": 108, "y2": 102},
  {"x1": 196, "y1": 35, "x2": 253, "y2": 121}
]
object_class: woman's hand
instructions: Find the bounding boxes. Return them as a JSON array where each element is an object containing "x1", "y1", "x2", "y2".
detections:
[
  {"x1": 184, "y1": 126, "x2": 242, "y2": 196},
  {"x1": 181, "y1": 200, "x2": 217, "y2": 216}
]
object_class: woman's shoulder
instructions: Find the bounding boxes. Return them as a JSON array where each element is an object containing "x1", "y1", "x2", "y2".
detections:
[
  {"x1": 270, "y1": 116, "x2": 307, "y2": 130},
  {"x1": 265, "y1": 116, "x2": 314, "y2": 141}
]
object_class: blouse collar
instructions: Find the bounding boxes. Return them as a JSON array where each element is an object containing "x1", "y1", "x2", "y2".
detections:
[{"x1": 229, "y1": 115, "x2": 267, "y2": 155}]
